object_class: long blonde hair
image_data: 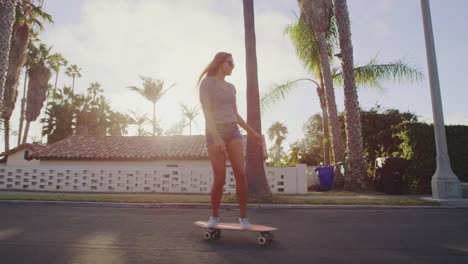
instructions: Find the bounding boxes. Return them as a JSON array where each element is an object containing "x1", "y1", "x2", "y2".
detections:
[{"x1": 198, "y1": 52, "x2": 232, "y2": 84}]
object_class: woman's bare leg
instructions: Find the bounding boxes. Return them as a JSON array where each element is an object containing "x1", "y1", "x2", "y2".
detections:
[
  {"x1": 226, "y1": 138, "x2": 248, "y2": 218},
  {"x1": 207, "y1": 145, "x2": 227, "y2": 217}
]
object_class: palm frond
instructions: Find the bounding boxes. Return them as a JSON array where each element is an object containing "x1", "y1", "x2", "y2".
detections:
[
  {"x1": 285, "y1": 16, "x2": 339, "y2": 76},
  {"x1": 333, "y1": 56, "x2": 424, "y2": 91}
]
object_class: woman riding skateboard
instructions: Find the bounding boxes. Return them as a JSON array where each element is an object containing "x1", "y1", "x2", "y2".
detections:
[{"x1": 198, "y1": 52, "x2": 263, "y2": 229}]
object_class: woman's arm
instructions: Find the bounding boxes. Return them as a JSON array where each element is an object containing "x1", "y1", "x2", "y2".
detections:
[{"x1": 233, "y1": 104, "x2": 263, "y2": 145}]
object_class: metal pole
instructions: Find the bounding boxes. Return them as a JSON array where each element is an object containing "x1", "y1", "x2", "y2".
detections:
[{"x1": 420, "y1": 0, "x2": 461, "y2": 199}]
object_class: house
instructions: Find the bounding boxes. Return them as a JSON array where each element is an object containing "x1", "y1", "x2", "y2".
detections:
[
  {"x1": 28, "y1": 135, "x2": 266, "y2": 166},
  {"x1": 0, "y1": 143, "x2": 46, "y2": 167},
  {"x1": 0, "y1": 135, "x2": 306, "y2": 194}
]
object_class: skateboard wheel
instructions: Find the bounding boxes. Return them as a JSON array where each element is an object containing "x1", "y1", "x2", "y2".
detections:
[
  {"x1": 264, "y1": 232, "x2": 274, "y2": 240},
  {"x1": 203, "y1": 231, "x2": 212, "y2": 240},
  {"x1": 257, "y1": 236, "x2": 267, "y2": 246}
]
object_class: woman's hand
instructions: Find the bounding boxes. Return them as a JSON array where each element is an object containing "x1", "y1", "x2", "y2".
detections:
[
  {"x1": 213, "y1": 136, "x2": 226, "y2": 152},
  {"x1": 252, "y1": 132, "x2": 264, "y2": 146}
]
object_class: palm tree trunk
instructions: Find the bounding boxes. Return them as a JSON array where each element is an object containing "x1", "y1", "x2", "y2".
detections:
[
  {"x1": 152, "y1": 103, "x2": 156, "y2": 136},
  {"x1": 22, "y1": 121, "x2": 30, "y2": 144},
  {"x1": 18, "y1": 70, "x2": 27, "y2": 146},
  {"x1": 53, "y1": 70, "x2": 59, "y2": 101},
  {"x1": 72, "y1": 76, "x2": 75, "y2": 93},
  {"x1": 275, "y1": 143, "x2": 281, "y2": 164},
  {"x1": 4, "y1": 119, "x2": 10, "y2": 151},
  {"x1": 189, "y1": 120, "x2": 192, "y2": 136},
  {"x1": 41, "y1": 79, "x2": 54, "y2": 143},
  {"x1": 243, "y1": 0, "x2": 271, "y2": 198},
  {"x1": 316, "y1": 32, "x2": 346, "y2": 164},
  {"x1": 0, "y1": 0, "x2": 18, "y2": 100},
  {"x1": 335, "y1": 0, "x2": 367, "y2": 191},
  {"x1": 316, "y1": 82, "x2": 330, "y2": 165}
]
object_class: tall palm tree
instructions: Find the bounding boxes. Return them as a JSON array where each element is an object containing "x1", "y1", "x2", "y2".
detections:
[
  {"x1": 0, "y1": 0, "x2": 18, "y2": 101},
  {"x1": 334, "y1": 0, "x2": 367, "y2": 190},
  {"x1": 7, "y1": 1, "x2": 52, "y2": 147},
  {"x1": 65, "y1": 64, "x2": 81, "y2": 93},
  {"x1": 2, "y1": 22, "x2": 28, "y2": 151},
  {"x1": 48, "y1": 53, "x2": 67, "y2": 101},
  {"x1": 267, "y1": 122, "x2": 288, "y2": 165},
  {"x1": 297, "y1": 0, "x2": 346, "y2": 165},
  {"x1": 243, "y1": 0, "x2": 271, "y2": 198},
  {"x1": 127, "y1": 76, "x2": 175, "y2": 136},
  {"x1": 41, "y1": 53, "x2": 67, "y2": 140},
  {"x1": 18, "y1": 32, "x2": 40, "y2": 145},
  {"x1": 180, "y1": 103, "x2": 200, "y2": 135},
  {"x1": 22, "y1": 43, "x2": 52, "y2": 144},
  {"x1": 278, "y1": 18, "x2": 337, "y2": 165}
]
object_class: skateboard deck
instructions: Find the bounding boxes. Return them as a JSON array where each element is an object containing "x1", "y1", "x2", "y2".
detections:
[{"x1": 194, "y1": 221, "x2": 277, "y2": 245}]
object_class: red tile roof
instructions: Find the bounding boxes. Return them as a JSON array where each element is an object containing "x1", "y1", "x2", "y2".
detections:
[
  {"x1": 30, "y1": 135, "x2": 266, "y2": 161},
  {"x1": 0, "y1": 143, "x2": 46, "y2": 158}
]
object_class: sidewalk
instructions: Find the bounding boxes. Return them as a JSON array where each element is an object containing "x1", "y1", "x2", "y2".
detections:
[{"x1": 1, "y1": 190, "x2": 467, "y2": 208}]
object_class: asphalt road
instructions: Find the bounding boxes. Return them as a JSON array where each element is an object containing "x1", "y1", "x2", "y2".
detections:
[{"x1": 0, "y1": 204, "x2": 467, "y2": 264}]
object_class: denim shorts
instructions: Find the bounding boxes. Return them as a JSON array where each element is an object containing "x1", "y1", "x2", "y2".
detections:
[{"x1": 205, "y1": 122, "x2": 242, "y2": 146}]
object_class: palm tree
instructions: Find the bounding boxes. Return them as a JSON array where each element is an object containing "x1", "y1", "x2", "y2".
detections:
[
  {"x1": 243, "y1": 0, "x2": 271, "y2": 198},
  {"x1": 165, "y1": 119, "x2": 186, "y2": 136},
  {"x1": 334, "y1": 0, "x2": 368, "y2": 190},
  {"x1": 41, "y1": 86, "x2": 75, "y2": 144},
  {"x1": 267, "y1": 122, "x2": 288, "y2": 165},
  {"x1": 5, "y1": 1, "x2": 52, "y2": 148},
  {"x1": 129, "y1": 110, "x2": 151, "y2": 136},
  {"x1": 65, "y1": 64, "x2": 81, "y2": 93},
  {"x1": 41, "y1": 53, "x2": 67, "y2": 140},
  {"x1": 263, "y1": 8, "x2": 423, "y2": 171},
  {"x1": 22, "y1": 43, "x2": 52, "y2": 144},
  {"x1": 0, "y1": 0, "x2": 18, "y2": 101},
  {"x1": 297, "y1": 0, "x2": 346, "y2": 165},
  {"x1": 18, "y1": 32, "x2": 39, "y2": 146},
  {"x1": 87, "y1": 82, "x2": 103, "y2": 100},
  {"x1": 180, "y1": 103, "x2": 200, "y2": 135},
  {"x1": 261, "y1": 59, "x2": 422, "y2": 162},
  {"x1": 90, "y1": 95, "x2": 111, "y2": 136},
  {"x1": 262, "y1": 15, "x2": 337, "y2": 165},
  {"x1": 48, "y1": 53, "x2": 68, "y2": 101},
  {"x1": 108, "y1": 111, "x2": 131, "y2": 136},
  {"x1": 127, "y1": 76, "x2": 175, "y2": 136},
  {"x1": 2, "y1": 22, "x2": 28, "y2": 151}
]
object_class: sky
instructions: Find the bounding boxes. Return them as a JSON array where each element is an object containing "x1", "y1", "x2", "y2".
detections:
[{"x1": 5, "y1": 0, "x2": 468, "y2": 152}]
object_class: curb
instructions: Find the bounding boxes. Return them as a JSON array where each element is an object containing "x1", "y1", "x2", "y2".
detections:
[{"x1": 0, "y1": 199, "x2": 466, "y2": 209}]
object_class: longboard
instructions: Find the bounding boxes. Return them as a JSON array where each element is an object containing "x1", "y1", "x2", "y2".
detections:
[{"x1": 194, "y1": 221, "x2": 277, "y2": 245}]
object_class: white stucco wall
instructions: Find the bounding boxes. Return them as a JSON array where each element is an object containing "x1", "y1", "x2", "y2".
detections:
[
  {"x1": 40, "y1": 160, "x2": 211, "y2": 167},
  {"x1": 6, "y1": 150, "x2": 40, "y2": 167},
  {"x1": 0, "y1": 163, "x2": 307, "y2": 194}
]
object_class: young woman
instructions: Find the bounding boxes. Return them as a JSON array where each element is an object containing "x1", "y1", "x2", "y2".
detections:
[{"x1": 198, "y1": 52, "x2": 263, "y2": 229}]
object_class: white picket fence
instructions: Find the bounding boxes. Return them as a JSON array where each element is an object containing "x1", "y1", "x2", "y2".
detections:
[{"x1": 0, "y1": 164, "x2": 307, "y2": 194}]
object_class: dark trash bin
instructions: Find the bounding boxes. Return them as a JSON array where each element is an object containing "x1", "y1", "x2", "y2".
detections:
[
  {"x1": 315, "y1": 165, "x2": 335, "y2": 191},
  {"x1": 374, "y1": 157, "x2": 409, "y2": 195}
]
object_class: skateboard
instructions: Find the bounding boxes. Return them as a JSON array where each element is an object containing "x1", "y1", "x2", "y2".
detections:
[{"x1": 194, "y1": 221, "x2": 277, "y2": 246}]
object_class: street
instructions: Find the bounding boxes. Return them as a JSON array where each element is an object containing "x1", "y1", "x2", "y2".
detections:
[{"x1": 0, "y1": 204, "x2": 467, "y2": 264}]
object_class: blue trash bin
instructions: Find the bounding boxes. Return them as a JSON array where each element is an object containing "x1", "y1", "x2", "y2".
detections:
[{"x1": 314, "y1": 165, "x2": 335, "y2": 191}]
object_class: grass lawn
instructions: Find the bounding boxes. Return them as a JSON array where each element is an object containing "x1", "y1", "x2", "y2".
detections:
[{"x1": 0, "y1": 191, "x2": 440, "y2": 206}]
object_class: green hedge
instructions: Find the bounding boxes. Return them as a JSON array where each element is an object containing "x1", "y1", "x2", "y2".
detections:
[{"x1": 392, "y1": 123, "x2": 468, "y2": 194}]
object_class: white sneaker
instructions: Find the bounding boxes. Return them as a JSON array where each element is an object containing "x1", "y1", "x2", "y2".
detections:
[
  {"x1": 207, "y1": 216, "x2": 220, "y2": 228},
  {"x1": 239, "y1": 218, "x2": 252, "y2": 229}
]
